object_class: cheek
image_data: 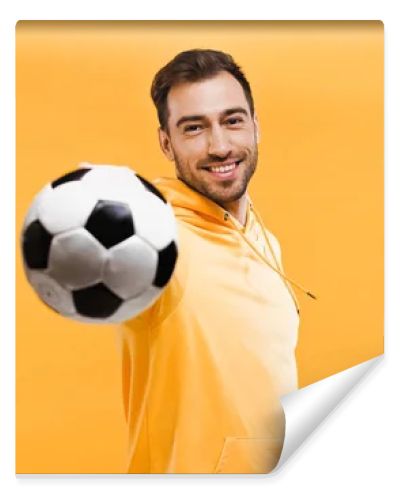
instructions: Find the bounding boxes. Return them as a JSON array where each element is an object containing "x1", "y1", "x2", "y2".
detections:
[
  {"x1": 240, "y1": 128, "x2": 256, "y2": 144},
  {"x1": 240, "y1": 133, "x2": 257, "y2": 156},
  {"x1": 225, "y1": 128, "x2": 254, "y2": 149},
  {"x1": 177, "y1": 138, "x2": 208, "y2": 163}
]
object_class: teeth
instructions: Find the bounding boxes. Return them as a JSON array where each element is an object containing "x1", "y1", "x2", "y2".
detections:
[{"x1": 209, "y1": 163, "x2": 237, "y2": 173}]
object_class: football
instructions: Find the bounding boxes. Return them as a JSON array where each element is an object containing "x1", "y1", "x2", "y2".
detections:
[{"x1": 21, "y1": 164, "x2": 178, "y2": 324}]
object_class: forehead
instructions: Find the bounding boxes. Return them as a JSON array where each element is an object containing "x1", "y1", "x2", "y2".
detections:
[{"x1": 167, "y1": 71, "x2": 250, "y2": 126}]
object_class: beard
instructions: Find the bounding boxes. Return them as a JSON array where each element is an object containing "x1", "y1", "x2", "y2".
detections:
[{"x1": 173, "y1": 140, "x2": 258, "y2": 208}]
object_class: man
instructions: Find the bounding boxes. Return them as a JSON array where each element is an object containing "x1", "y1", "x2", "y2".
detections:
[{"x1": 118, "y1": 48, "x2": 308, "y2": 474}]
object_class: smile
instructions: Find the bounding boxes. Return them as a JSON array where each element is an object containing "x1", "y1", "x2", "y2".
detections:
[
  {"x1": 202, "y1": 159, "x2": 242, "y2": 178},
  {"x1": 208, "y1": 163, "x2": 236, "y2": 173}
]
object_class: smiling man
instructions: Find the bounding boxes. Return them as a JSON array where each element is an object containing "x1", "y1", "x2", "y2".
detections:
[
  {"x1": 119, "y1": 49, "x2": 303, "y2": 474},
  {"x1": 157, "y1": 70, "x2": 258, "y2": 226}
]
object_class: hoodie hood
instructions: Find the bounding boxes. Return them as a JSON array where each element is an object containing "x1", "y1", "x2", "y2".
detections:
[
  {"x1": 152, "y1": 176, "x2": 251, "y2": 231},
  {"x1": 152, "y1": 176, "x2": 317, "y2": 305}
]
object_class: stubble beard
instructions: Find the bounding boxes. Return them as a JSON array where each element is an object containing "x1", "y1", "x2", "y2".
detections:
[{"x1": 174, "y1": 143, "x2": 258, "y2": 207}]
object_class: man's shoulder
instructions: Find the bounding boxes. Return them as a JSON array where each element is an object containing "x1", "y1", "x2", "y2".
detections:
[
  {"x1": 263, "y1": 226, "x2": 280, "y2": 245},
  {"x1": 262, "y1": 225, "x2": 282, "y2": 262}
]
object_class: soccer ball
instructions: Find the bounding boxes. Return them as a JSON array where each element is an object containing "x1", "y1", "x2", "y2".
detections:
[{"x1": 21, "y1": 164, "x2": 178, "y2": 324}]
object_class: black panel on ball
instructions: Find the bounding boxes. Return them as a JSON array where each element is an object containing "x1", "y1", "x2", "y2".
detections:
[
  {"x1": 136, "y1": 174, "x2": 167, "y2": 203},
  {"x1": 51, "y1": 168, "x2": 91, "y2": 188},
  {"x1": 85, "y1": 200, "x2": 134, "y2": 249},
  {"x1": 153, "y1": 241, "x2": 178, "y2": 288},
  {"x1": 73, "y1": 283, "x2": 122, "y2": 318},
  {"x1": 22, "y1": 220, "x2": 53, "y2": 269}
]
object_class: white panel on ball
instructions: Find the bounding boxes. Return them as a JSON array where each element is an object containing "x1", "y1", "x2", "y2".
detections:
[
  {"x1": 82, "y1": 165, "x2": 146, "y2": 204},
  {"x1": 70, "y1": 313, "x2": 114, "y2": 325},
  {"x1": 48, "y1": 228, "x2": 107, "y2": 290},
  {"x1": 129, "y1": 192, "x2": 177, "y2": 251},
  {"x1": 22, "y1": 184, "x2": 53, "y2": 231},
  {"x1": 37, "y1": 182, "x2": 98, "y2": 234},
  {"x1": 103, "y1": 235, "x2": 158, "y2": 300},
  {"x1": 27, "y1": 270, "x2": 76, "y2": 315}
]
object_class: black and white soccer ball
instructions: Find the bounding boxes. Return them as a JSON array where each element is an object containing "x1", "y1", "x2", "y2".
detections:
[{"x1": 21, "y1": 164, "x2": 178, "y2": 324}]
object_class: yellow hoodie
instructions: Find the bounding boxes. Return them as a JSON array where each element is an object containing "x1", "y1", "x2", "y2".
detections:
[{"x1": 118, "y1": 177, "x2": 300, "y2": 474}]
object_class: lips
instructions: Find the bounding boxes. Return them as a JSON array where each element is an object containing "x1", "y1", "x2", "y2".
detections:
[
  {"x1": 201, "y1": 158, "x2": 244, "y2": 173},
  {"x1": 202, "y1": 159, "x2": 243, "y2": 179}
]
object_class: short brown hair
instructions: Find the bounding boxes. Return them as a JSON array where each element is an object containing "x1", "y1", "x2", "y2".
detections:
[{"x1": 150, "y1": 48, "x2": 255, "y2": 132}]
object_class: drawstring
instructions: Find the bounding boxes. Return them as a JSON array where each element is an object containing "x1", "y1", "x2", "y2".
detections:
[
  {"x1": 252, "y1": 202, "x2": 317, "y2": 300},
  {"x1": 225, "y1": 200, "x2": 317, "y2": 314}
]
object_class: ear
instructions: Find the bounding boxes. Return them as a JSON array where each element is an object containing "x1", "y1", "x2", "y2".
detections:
[
  {"x1": 158, "y1": 127, "x2": 175, "y2": 162},
  {"x1": 254, "y1": 114, "x2": 260, "y2": 144}
]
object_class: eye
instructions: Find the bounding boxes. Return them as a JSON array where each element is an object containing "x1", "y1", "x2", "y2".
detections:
[
  {"x1": 184, "y1": 124, "x2": 202, "y2": 133},
  {"x1": 226, "y1": 117, "x2": 243, "y2": 125}
]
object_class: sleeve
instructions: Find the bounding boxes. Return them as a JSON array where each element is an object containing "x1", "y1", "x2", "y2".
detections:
[{"x1": 115, "y1": 222, "x2": 189, "y2": 430}]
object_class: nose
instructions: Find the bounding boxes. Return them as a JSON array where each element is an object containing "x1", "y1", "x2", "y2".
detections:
[{"x1": 207, "y1": 125, "x2": 232, "y2": 158}]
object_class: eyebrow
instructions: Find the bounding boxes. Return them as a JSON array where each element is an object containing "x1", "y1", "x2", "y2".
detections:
[{"x1": 175, "y1": 107, "x2": 249, "y2": 129}]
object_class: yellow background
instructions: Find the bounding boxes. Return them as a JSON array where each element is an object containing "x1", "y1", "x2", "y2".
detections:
[{"x1": 16, "y1": 21, "x2": 384, "y2": 473}]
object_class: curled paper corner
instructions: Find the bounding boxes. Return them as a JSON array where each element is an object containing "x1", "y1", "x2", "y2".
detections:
[{"x1": 274, "y1": 355, "x2": 383, "y2": 472}]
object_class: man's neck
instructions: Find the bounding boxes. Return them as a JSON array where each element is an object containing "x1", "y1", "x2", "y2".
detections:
[
  {"x1": 177, "y1": 175, "x2": 249, "y2": 226},
  {"x1": 220, "y1": 193, "x2": 249, "y2": 226}
]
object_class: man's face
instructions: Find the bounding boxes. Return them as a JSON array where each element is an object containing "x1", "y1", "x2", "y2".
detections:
[{"x1": 158, "y1": 71, "x2": 260, "y2": 206}]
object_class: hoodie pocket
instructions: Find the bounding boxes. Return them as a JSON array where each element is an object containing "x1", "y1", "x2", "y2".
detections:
[{"x1": 214, "y1": 436, "x2": 283, "y2": 474}]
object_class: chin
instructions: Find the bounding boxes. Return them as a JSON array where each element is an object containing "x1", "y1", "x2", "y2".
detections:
[{"x1": 210, "y1": 185, "x2": 247, "y2": 205}]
